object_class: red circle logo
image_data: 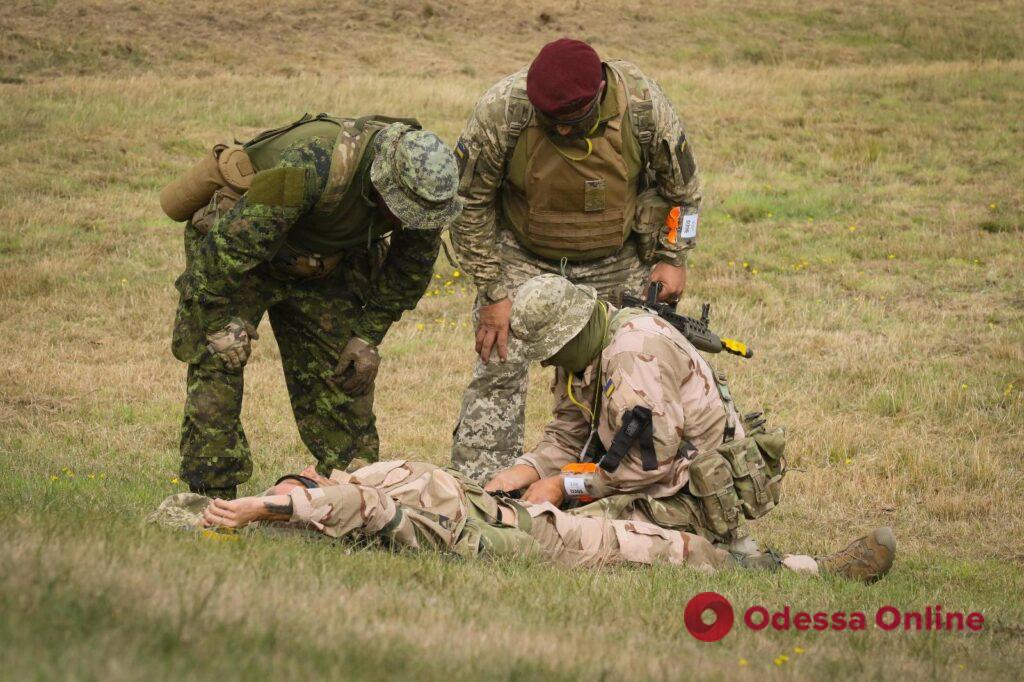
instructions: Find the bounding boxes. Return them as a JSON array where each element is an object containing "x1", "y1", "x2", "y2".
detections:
[{"x1": 684, "y1": 592, "x2": 735, "y2": 642}]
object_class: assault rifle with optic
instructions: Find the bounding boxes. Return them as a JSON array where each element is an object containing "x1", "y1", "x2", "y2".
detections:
[{"x1": 619, "y1": 282, "x2": 753, "y2": 359}]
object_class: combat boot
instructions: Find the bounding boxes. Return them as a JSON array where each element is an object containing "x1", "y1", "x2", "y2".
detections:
[{"x1": 817, "y1": 527, "x2": 896, "y2": 583}]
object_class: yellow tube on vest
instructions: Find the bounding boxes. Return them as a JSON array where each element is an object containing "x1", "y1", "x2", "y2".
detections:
[{"x1": 159, "y1": 144, "x2": 230, "y2": 222}]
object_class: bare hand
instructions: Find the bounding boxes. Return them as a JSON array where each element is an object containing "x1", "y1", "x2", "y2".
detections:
[
  {"x1": 200, "y1": 497, "x2": 266, "y2": 528},
  {"x1": 648, "y1": 262, "x2": 687, "y2": 304},
  {"x1": 523, "y1": 475, "x2": 566, "y2": 507},
  {"x1": 475, "y1": 298, "x2": 512, "y2": 363},
  {"x1": 484, "y1": 463, "x2": 541, "y2": 493}
]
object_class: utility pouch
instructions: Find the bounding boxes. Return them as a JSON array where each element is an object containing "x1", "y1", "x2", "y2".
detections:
[
  {"x1": 633, "y1": 187, "x2": 673, "y2": 264},
  {"x1": 190, "y1": 186, "x2": 242, "y2": 236},
  {"x1": 687, "y1": 449, "x2": 740, "y2": 538},
  {"x1": 269, "y1": 243, "x2": 346, "y2": 281},
  {"x1": 715, "y1": 437, "x2": 779, "y2": 520}
]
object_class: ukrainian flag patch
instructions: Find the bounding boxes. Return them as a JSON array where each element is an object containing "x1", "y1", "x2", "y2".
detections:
[{"x1": 603, "y1": 378, "x2": 616, "y2": 398}]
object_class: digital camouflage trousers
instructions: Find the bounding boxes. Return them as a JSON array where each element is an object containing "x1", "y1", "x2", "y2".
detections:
[
  {"x1": 451, "y1": 230, "x2": 651, "y2": 482},
  {"x1": 172, "y1": 229, "x2": 380, "y2": 497}
]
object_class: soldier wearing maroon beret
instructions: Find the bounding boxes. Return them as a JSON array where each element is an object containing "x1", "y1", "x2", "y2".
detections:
[{"x1": 450, "y1": 38, "x2": 703, "y2": 481}]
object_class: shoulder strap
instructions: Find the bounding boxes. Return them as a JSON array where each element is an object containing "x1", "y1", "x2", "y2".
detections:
[
  {"x1": 240, "y1": 113, "x2": 316, "y2": 148},
  {"x1": 311, "y1": 119, "x2": 377, "y2": 217},
  {"x1": 503, "y1": 76, "x2": 532, "y2": 170},
  {"x1": 311, "y1": 115, "x2": 421, "y2": 217},
  {"x1": 604, "y1": 60, "x2": 656, "y2": 169}
]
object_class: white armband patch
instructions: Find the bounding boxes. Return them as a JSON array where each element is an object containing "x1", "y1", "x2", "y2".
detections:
[
  {"x1": 681, "y1": 212, "x2": 699, "y2": 240},
  {"x1": 563, "y1": 476, "x2": 590, "y2": 499}
]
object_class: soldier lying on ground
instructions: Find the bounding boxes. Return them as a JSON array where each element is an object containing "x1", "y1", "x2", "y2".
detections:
[{"x1": 149, "y1": 460, "x2": 896, "y2": 582}]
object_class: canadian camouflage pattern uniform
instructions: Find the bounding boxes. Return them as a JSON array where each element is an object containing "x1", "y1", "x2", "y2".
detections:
[
  {"x1": 172, "y1": 130, "x2": 444, "y2": 497},
  {"x1": 451, "y1": 59, "x2": 702, "y2": 481}
]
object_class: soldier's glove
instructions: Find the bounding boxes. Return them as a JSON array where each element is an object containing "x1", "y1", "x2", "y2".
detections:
[
  {"x1": 206, "y1": 318, "x2": 259, "y2": 370},
  {"x1": 331, "y1": 337, "x2": 380, "y2": 395}
]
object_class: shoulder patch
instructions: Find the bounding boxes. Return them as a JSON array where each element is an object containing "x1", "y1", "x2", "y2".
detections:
[{"x1": 246, "y1": 167, "x2": 306, "y2": 207}]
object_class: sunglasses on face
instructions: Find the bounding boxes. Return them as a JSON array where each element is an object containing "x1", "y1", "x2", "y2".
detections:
[{"x1": 535, "y1": 90, "x2": 602, "y2": 128}]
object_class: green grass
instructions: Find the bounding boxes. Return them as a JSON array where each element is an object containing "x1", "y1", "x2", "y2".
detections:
[{"x1": 1, "y1": 0, "x2": 1023, "y2": 679}]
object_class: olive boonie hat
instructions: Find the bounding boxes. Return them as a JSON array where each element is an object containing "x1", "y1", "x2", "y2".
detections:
[
  {"x1": 370, "y1": 125, "x2": 463, "y2": 231},
  {"x1": 508, "y1": 274, "x2": 598, "y2": 362}
]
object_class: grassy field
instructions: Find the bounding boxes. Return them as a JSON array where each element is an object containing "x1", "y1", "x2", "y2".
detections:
[{"x1": 1, "y1": 0, "x2": 1023, "y2": 679}]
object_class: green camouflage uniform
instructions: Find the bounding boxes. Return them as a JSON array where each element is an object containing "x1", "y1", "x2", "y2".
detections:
[
  {"x1": 171, "y1": 118, "x2": 456, "y2": 497},
  {"x1": 450, "y1": 59, "x2": 703, "y2": 481}
]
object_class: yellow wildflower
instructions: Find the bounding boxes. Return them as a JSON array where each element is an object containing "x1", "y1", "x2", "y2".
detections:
[
  {"x1": 416, "y1": 323, "x2": 425, "y2": 331},
  {"x1": 848, "y1": 225, "x2": 857, "y2": 232},
  {"x1": 452, "y1": 270, "x2": 461, "y2": 278},
  {"x1": 738, "y1": 659, "x2": 748, "y2": 667},
  {"x1": 887, "y1": 254, "x2": 895, "y2": 260},
  {"x1": 794, "y1": 646, "x2": 805, "y2": 654}
]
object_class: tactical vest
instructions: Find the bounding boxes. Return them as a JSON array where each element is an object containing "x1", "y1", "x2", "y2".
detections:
[
  {"x1": 243, "y1": 113, "x2": 421, "y2": 256},
  {"x1": 501, "y1": 62, "x2": 648, "y2": 262}
]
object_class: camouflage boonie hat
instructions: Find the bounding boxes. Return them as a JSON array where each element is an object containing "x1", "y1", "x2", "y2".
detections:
[
  {"x1": 146, "y1": 492, "x2": 210, "y2": 529},
  {"x1": 370, "y1": 125, "x2": 463, "y2": 231},
  {"x1": 508, "y1": 274, "x2": 597, "y2": 362}
]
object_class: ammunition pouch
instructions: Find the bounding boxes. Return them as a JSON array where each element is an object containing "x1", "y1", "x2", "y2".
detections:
[
  {"x1": 687, "y1": 449, "x2": 741, "y2": 538},
  {"x1": 633, "y1": 187, "x2": 673, "y2": 265},
  {"x1": 687, "y1": 414, "x2": 787, "y2": 538},
  {"x1": 160, "y1": 144, "x2": 254, "y2": 222}
]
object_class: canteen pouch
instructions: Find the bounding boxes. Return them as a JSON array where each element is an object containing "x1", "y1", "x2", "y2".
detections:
[
  {"x1": 160, "y1": 145, "x2": 254, "y2": 222},
  {"x1": 190, "y1": 186, "x2": 243, "y2": 236},
  {"x1": 633, "y1": 187, "x2": 673, "y2": 264},
  {"x1": 687, "y1": 449, "x2": 741, "y2": 538}
]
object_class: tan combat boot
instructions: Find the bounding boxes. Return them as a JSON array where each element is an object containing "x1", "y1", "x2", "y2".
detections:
[{"x1": 817, "y1": 527, "x2": 896, "y2": 583}]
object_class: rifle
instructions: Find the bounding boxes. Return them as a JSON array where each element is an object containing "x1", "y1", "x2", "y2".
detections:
[{"x1": 619, "y1": 282, "x2": 753, "y2": 359}]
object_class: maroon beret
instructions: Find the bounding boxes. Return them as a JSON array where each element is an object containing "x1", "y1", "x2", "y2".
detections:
[{"x1": 526, "y1": 39, "x2": 603, "y2": 116}]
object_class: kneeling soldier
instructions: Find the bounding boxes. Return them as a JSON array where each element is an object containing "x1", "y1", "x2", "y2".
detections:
[
  {"x1": 485, "y1": 275, "x2": 790, "y2": 558},
  {"x1": 163, "y1": 114, "x2": 461, "y2": 499},
  {"x1": 150, "y1": 460, "x2": 896, "y2": 583}
]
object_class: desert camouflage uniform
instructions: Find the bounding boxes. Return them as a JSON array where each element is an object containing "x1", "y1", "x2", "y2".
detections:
[
  {"x1": 519, "y1": 306, "x2": 744, "y2": 499},
  {"x1": 148, "y1": 460, "x2": 820, "y2": 573},
  {"x1": 451, "y1": 59, "x2": 702, "y2": 480},
  {"x1": 172, "y1": 129, "x2": 443, "y2": 497}
]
